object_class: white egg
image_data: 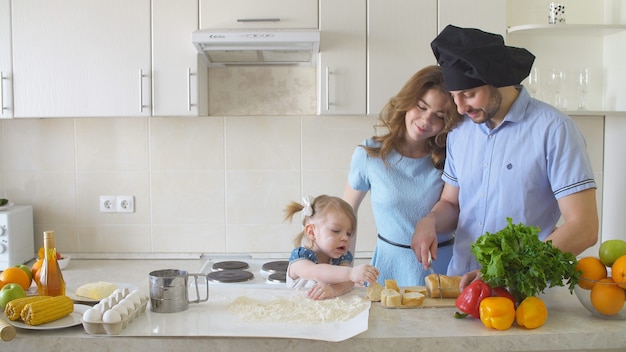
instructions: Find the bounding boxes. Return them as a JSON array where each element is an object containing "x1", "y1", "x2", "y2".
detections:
[
  {"x1": 120, "y1": 297, "x2": 136, "y2": 311},
  {"x1": 102, "y1": 309, "x2": 122, "y2": 323},
  {"x1": 82, "y1": 308, "x2": 103, "y2": 322},
  {"x1": 126, "y1": 292, "x2": 142, "y2": 307},
  {"x1": 113, "y1": 303, "x2": 129, "y2": 316}
]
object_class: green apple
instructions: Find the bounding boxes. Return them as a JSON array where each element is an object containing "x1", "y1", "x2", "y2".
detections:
[
  {"x1": 0, "y1": 283, "x2": 26, "y2": 309},
  {"x1": 14, "y1": 264, "x2": 33, "y2": 283},
  {"x1": 599, "y1": 239, "x2": 626, "y2": 267}
]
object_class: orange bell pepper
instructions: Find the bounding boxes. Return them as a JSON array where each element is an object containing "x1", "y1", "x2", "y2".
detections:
[
  {"x1": 516, "y1": 296, "x2": 548, "y2": 329},
  {"x1": 479, "y1": 297, "x2": 516, "y2": 330}
]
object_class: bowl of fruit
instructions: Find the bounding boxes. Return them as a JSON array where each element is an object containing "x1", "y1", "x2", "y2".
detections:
[{"x1": 573, "y1": 239, "x2": 626, "y2": 320}]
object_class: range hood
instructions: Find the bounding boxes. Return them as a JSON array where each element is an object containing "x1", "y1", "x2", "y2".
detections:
[{"x1": 192, "y1": 29, "x2": 320, "y2": 67}]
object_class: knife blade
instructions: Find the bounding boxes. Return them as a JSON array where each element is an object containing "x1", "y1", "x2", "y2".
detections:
[{"x1": 427, "y1": 252, "x2": 443, "y2": 299}]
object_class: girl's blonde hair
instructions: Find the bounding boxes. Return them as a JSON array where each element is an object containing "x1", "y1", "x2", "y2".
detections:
[
  {"x1": 284, "y1": 195, "x2": 357, "y2": 248},
  {"x1": 364, "y1": 65, "x2": 462, "y2": 170}
]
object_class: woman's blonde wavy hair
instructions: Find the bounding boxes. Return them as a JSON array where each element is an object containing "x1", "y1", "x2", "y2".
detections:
[{"x1": 363, "y1": 65, "x2": 462, "y2": 169}]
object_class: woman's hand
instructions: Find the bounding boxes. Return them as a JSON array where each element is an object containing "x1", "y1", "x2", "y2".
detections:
[{"x1": 349, "y1": 264, "x2": 379, "y2": 286}]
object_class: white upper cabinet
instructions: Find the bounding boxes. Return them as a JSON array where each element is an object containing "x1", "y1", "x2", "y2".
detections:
[
  {"x1": 200, "y1": 0, "x2": 318, "y2": 29},
  {"x1": 0, "y1": 0, "x2": 12, "y2": 118},
  {"x1": 11, "y1": 0, "x2": 151, "y2": 117},
  {"x1": 438, "y1": 0, "x2": 506, "y2": 36},
  {"x1": 152, "y1": 0, "x2": 207, "y2": 116},
  {"x1": 367, "y1": 0, "x2": 438, "y2": 115},
  {"x1": 318, "y1": 0, "x2": 366, "y2": 115}
]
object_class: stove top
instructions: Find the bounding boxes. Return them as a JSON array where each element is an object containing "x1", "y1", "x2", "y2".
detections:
[{"x1": 199, "y1": 258, "x2": 290, "y2": 288}]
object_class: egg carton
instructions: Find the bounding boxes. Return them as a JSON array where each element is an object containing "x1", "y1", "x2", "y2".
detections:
[{"x1": 81, "y1": 288, "x2": 149, "y2": 335}]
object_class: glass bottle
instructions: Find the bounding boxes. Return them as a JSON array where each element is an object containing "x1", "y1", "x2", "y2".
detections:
[{"x1": 37, "y1": 230, "x2": 66, "y2": 296}]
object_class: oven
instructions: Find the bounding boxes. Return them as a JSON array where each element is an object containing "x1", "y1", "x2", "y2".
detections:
[{"x1": 0, "y1": 205, "x2": 35, "y2": 270}]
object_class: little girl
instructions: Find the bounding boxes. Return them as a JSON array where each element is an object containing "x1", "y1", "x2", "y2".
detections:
[{"x1": 284, "y1": 195, "x2": 379, "y2": 300}]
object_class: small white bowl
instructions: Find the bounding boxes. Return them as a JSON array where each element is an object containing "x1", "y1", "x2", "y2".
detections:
[{"x1": 58, "y1": 255, "x2": 71, "y2": 270}]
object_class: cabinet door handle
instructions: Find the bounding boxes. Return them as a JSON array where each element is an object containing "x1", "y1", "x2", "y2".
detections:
[
  {"x1": 139, "y1": 69, "x2": 146, "y2": 113},
  {"x1": 325, "y1": 66, "x2": 332, "y2": 111},
  {"x1": 0, "y1": 72, "x2": 5, "y2": 112},
  {"x1": 187, "y1": 67, "x2": 193, "y2": 112},
  {"x1": 236, "y1": 18, "x2": 280, "y2": 23}
]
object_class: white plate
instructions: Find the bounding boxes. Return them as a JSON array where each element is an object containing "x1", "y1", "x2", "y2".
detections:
[
  {"x1": 67, "y1": 282, "x2": 139, "y2": 303},
  {"x1": 0, "y1": 202, "x2": 14, "y2": 210},
  {"x1": 7, "y1": 304, "x2": 89, "y2": 330}
]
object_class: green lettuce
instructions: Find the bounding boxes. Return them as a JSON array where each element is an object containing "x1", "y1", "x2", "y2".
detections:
[{"x1": 471, "y1": 217, "x2": 579, "y2": 304}]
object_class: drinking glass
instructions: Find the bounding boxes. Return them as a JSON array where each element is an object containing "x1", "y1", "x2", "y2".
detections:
[
  {"x1": 526, "y1": 67, "x2": 540, "y2": 99},
  {"x1": 577, "y1": 68, "x2": 590, "y2": 110},
  {"x1": 549, "y1": 69, "x2": 567, "y2": 109}
]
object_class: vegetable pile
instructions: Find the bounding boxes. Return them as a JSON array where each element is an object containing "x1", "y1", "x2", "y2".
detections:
[{"x1": 471, "y1": 217, "x2": 579, "y2": 305}]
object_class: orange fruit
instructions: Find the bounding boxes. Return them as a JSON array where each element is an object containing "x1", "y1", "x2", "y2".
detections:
[
  {"x1": 611, "y1": 255, "x2": 626, "y2": 289},
  {"x1": 575, "y1": 256, "x2": 607, "y2": 290},
  {"x1": 0, "y1": 279, "x2": 5, "y2": 290},
  {"x1": 0, "y1": 267, "x2": 31, "y2": 290},
  {"x1": 590, "y1": 278, "x2": 626, "y2": 315},
  {"x1": 31, "y1": 258, "x2": 43, "y2": 285}
]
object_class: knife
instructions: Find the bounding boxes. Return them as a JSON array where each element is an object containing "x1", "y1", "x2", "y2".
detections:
[{"x1": 427, "y1": 252, "x2": 443, "y2": 299}]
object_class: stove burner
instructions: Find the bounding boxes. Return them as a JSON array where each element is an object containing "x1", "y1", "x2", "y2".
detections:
[
  {"x1": 267, "y1": 272, "x2": 286, "y2": 284},
  {"x1": 207, "y1": 270, "x2": 254, "y2": 283},
  {"x1": 212, "y1": 260, "x2": 249, "y2": 271},
  {"x1": 261, "y1": 260, "x2": 288, "y2": 274}
]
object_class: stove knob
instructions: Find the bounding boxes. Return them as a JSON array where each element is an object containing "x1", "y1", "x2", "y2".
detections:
[
  {"x1": 0, "y1": 242, "x2": 6, "y2": 253},
  {"x1": 0, "y1": 225, "x2": 6, "y2": 236}
]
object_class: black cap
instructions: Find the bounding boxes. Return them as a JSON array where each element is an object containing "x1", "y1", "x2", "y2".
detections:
[{"x1": 431, "y1": 25, "x2": 535, "y2": 91}]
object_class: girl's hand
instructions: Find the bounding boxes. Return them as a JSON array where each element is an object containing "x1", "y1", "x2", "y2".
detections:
[
  {"x1": 306, "y1": 282, "x2": 335, "y2": 300},
  {"x1": 350, "y1": 264, "x2": 379, "y2": 286}
]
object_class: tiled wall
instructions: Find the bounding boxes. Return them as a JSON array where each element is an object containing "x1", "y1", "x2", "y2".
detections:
[{"x1": 0, "y1": 65, "x2": 381, "y2": 258}]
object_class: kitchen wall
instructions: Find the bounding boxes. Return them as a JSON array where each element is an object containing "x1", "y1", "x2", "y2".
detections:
[{"x1": 0, "y1": 66, "x2": 379, "y2": 258}]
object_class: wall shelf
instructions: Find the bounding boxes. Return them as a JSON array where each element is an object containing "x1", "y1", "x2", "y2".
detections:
[{"x1": 507, "y1": 24, "x2": 626, "y2": 36}]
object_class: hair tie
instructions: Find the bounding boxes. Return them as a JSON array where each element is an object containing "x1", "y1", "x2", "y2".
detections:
[{"x1": 302, "y1": 196, "x2": 314, "y2": 217}]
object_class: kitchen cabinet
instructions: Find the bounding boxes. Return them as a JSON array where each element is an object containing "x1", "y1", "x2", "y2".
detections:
[
  {"x1": 10, "y1": 0, "x2": 151, "y2": 118},
  {"x1": 199, "y1": 0, "x2": 318, "y2": 29},
  {"x1": 152, "y1": 0, "x2": 207, "y2": 116},
  {"x1": 437, "y1": 0, "x2": 506, "y2": 35},
  {"x1": 317, "y1": 0, "x2": 366, "y2": 115},
  {"x1": 366, "y1": 0, "x2": 437, "y2": 115},
  {"x1": 0, "y1": 0, "x2": 12, "y2": 118}
]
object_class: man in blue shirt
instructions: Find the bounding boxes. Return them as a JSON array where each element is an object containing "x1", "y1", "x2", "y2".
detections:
[{"x1": 411, "y1": 25, "x2": 598, "y2": 289}]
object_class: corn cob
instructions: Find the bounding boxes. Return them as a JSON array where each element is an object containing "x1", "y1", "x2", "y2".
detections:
[
  {"x1": 4, "y1": 296, "x2": 51, "y2": 321},
  {"x1": 20, "y1": 295, "x2": 74, "y2": 326}
]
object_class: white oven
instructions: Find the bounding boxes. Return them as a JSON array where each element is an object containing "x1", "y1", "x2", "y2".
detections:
[{"x1": 0, "y1": 205, "x2": 35, "y2": 270}]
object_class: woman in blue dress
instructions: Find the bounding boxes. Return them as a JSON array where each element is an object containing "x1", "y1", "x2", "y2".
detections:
[{"x1": 343, "y1": 66, "x2": 462, "y2": 286}]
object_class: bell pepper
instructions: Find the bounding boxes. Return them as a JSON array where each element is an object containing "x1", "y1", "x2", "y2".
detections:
[
  {"x1": 479, "y1": 296, "x2": 516, "y2": 331},
  {"x1": 516, "y1": 296, "x2": 548, "y2": 329},
  {"x1": 491, "y1": 286, "x2": 516, "y2": 306},
  {"x1": 455, "y1": 279, "x2": 492, "y2": 318}
]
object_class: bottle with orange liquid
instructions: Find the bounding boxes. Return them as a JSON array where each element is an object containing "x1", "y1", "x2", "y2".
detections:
[{"x1": 37, "y1": 230, "x2": 66, "y2": 296}]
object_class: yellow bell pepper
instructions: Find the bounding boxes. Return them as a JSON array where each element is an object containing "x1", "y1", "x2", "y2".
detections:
[
  {"x1": 516, "y1": 296, "x2": 548, "y2": 329},
  {"x1": 479, "y1": 297, "x2": 516, "y2": 330}
]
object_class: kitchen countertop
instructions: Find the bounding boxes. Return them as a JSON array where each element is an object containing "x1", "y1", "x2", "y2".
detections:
[{"x1": 2, "y1": 259, "x2": 625, "y2": 352}]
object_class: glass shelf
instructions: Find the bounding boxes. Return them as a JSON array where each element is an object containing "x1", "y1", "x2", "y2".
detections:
[{"x1": 507, "y1": 24, "x2": 626, "y2": 36}]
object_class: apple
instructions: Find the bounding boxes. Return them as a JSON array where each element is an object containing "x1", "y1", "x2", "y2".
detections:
[
  {"x1": 14, "y1": 264, "x2": 33, "y2": 283},
  {"x1": 599, "y1": 239, "x2": 626, "y2": 267},
  {"x1": 0, "y1": 283, "x2": 26, "y2": 309}
]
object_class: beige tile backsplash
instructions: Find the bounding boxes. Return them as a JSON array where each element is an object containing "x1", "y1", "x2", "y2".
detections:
[{"x1": 0, "y1": 67, "x2": 379, "y2": 257}]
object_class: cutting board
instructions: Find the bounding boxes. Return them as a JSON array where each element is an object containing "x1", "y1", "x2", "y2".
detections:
[{"x1": 379, "y1": 286, "x2": 457, "y2": 309}]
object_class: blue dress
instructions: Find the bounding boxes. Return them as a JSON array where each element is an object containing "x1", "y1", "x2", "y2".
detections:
[{"x1": 348, "y1": 139, "x2": 453, "y2": 286}]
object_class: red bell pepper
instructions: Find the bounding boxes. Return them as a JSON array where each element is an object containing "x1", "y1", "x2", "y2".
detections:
[{"x1": 455, "y1": 279, "x2": 492, "y2": 318}]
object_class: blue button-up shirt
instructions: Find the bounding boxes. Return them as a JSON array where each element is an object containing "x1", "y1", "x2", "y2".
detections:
[{"x1": 444, "y1": 87, "x2": 596, "y2": 276}]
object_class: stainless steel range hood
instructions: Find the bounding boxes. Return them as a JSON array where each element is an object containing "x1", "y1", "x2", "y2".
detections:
[{"x1": 192, "y1": 29, "x2": 320, "y2": 67}]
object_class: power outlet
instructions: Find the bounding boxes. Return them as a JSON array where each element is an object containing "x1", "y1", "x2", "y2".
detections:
[
  {"x1": 117, "y1": 195, "x2": 135, "y2": 213},
  {"x1": 99, "y1": 195, "x2": 116, "y2": 212}
]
